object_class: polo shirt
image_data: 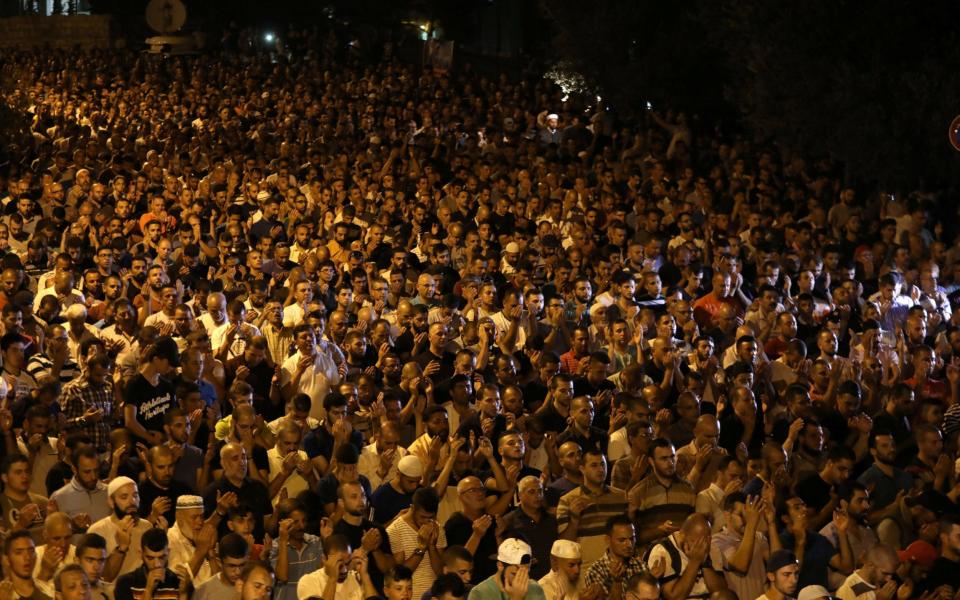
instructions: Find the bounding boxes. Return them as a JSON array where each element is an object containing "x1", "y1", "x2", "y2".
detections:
[
  {"x1": 269, "y1": 534, "x2": 324, "y2": 600},
  {"x1": 629, "y1": 474, "x2": 696, "y2": 536},
  {"x1": 500, "y1": 509, "x2": 559, "y2": 579},
  {"x1": 556, "y1": 485, "x2": 628, "y2": 567},
  {"x1": 50, "y1": 477, "x2": 111, "y2": 525}
]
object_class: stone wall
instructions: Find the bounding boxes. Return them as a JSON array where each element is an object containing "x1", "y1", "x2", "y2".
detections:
[{"x1": 0, "y1": 15, "x2": 116, "y2": 48}]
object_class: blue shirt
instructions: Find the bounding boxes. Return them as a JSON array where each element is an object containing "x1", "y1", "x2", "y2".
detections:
[{"x1": 269, "y1": 533, "x2": 323, "y2": 600}]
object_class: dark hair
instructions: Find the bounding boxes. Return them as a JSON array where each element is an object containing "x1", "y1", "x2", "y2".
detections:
[
  {"x1": 3, "y1": 530, "x2": 33, "y2": 555},
  {"x1": 322, "y1": 391, "x2": 348, "y2": 411},
  {"x1": 412, "y1": 487, "x2": 440, "y2": 514},
  {"x1": 0, "y1": 332, "x2": 24, "y2": 352},
  {"x1": 647, "y1": 438, "x2": 675, "y2": 455},
  {"x1": 219, "y1": 533, "x2": 249, "y2": 560},
  {"x1": 442, "y1": 545, "x2": 474, "y2": 566},
  {"x1": 722, "y1": 491, "x2": 748, "y2": 512},
  {"x1": 1, "y1": 453, "x2": 29, "y2": 476},
  {"x1": 141, "y1": 528, "x2": 168, "y2": 552},
  {"x1": 826, "y1": 446, "x2": 855, "y2": 463},
  {"x1": 430, "y1": 573, "x2": 466, "y2": 599},
  {"x1": 76, "y1": 533, "x2": 107, "y2": 555},
  {"x1": 836, "y1": 482, "x2": 867, "y2": 504},
  {"x1": 605, "y1": 514, "x2": 634, "y2": 534},
  {"x1": 55, "y1": 564, "x2": 86, "y2": 592}
]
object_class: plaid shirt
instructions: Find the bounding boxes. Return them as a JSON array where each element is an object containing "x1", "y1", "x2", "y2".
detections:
[
  {"x1": 62, "y1": 376, "x2": 113, "y2": 451},
  {"x1": 584, "y1": 550, "x2": 648, "y2": 593}
]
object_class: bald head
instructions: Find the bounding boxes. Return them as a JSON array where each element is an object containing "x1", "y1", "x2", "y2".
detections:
[
  {"x1": 693, "y1": 415, "x2": 720, "y2": 449},
  {"x1": 681, "y1": 513, "x2": 711, "y2": 538}
]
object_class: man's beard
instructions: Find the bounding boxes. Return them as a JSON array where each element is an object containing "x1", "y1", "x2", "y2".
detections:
[
  {"x1": 114, "y1": 505, "x2": 139, "y2": 522},
  {"x1": 345, "y1": 506, "x2": 366, "y2": 518}
]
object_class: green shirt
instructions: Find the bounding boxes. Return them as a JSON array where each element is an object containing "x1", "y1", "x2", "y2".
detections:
[{"x1": 467, "y1": 574, "x2": 547, "y2": 600}]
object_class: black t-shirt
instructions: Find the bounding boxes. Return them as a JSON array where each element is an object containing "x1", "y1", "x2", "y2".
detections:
[
  {"x1": 124, "y1": 374, "x2": 176, "y2": 437},
  {"x1": 444, "y1": 511, "x2": 497, "y2": 582},
  {"x1": 923, "y1": 556, "x2": 960, "y2": 594},
  {"x1": 369, "y1": 482, "x2": 412, "y2": 525},
  {"x1": 796, "y1": 473, "x2": 832, "y2": 512},
  {"x1": 138, "y1": 478, "x2": 193, "y2": 525},
  {"x1": 335, "y1": 519, "x2": 391, "y2": 592}
]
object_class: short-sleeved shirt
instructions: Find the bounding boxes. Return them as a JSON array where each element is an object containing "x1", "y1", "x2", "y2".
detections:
[
  {"x1": 500, "y1": 509, "x2": 560, "y2": 580},
  {"x1": 629, "y1": 474, "x2": 696, "y2": 537},
  {"x1": 269, "y1": 534, "x2": 324, "y2": 600},
  {"x1": 647, "y1": 533, "x2": 714, "y2": 600},
  {"x1": 856, "y1": 465, "x2": 912, "y2": 510},
  {"x1": 710, "y1": 528, "x2": 769, "y2": 600},
  {"x1": 334, "y1": 518, "x2": 391, "y2": 591},
  {"x1": 369, "y1": 482, "x2": 413, "y2": 525},
  {"x1": 387, "y1": 517, "x2": 448, "y2": 600},
  {"x1": 778, "y1": 529, "x2": 837, "y2": 590},
  {"x1": 556, "y1": 486, "x2": 628, "y2": 567},
  {"x1": 446, "y1": 511, "x2": 498, "y2": 582},
  {"x1": 124, "y1": 373, "x2": 176, "y2": 436},
  {"x1": 193, "y1": 574, "x2": 235, "y2": 600},
  {"x1": 468, "y1": 575, "x2": 547, "y2": 600}
]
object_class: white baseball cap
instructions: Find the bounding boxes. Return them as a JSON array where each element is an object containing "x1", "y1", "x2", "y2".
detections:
[
  {"x1": 497, "y1": 538, "x2": 532, "y2": 566},
  {"x1": 797, "y1": 585, "x2": 834, "y2": 600}
]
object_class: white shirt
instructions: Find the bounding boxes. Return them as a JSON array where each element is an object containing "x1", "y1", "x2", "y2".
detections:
[
  {"x1": 297, "y1": 568, "x2": 363, "y2": 600},
  {"x1": 695, "y1": 483, "x2": 726, "y2": 533},
  {"x1": 538, "y1": 570, "x2": 579, "y2": 600},
  {"x1": 33, "y1": 544, "x2": 77, "y2": 597},
  {"x1": 357, "y1": 442, "x2": 406, "y2": 491},
  {"x1": 283, "y1": 304, "x2": 306, "y2": 328},
  {"x1": 198, "y1": 313, "x2": 226, "y2": 336},
  {"x1": 607, "y1": 427, "x2": 629, "y2": 463},
  {"x1": 211, "y1": 321, "x2": 262, "y2": 361},
  {"x1": 279, "y1": 350, "x2": 340, "y2": 420},
  {"x1": 490, "y1": 310, "x2": 528, "y2": 353},
  {"x1": 267, "y1": 446, "x2": 313, "y2": 504},
  {"x1": 168, "y1": 522, "x2": 213, "y2": 582}
]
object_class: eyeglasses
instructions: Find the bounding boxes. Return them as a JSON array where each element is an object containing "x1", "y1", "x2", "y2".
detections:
[{"x1": 461, "y1": 487, "x2": 485, "y2": 495}]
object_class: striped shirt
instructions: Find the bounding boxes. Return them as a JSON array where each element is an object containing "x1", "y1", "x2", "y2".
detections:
[
  {"x1": 387, "y1": 517, "x2": 448, "y2": 600},
  {"x1": 268, "y1": 534, "x2": 324, "y2": 600},
  {"x1": 629, "y1": 474, "x2": 696, "y2": 539},
  {"x1": 25, "y1": 352, "x2": 79, "y2": 385},
  {"x1": 556, "y1": 485, "x2": 629, "y2": 567}
]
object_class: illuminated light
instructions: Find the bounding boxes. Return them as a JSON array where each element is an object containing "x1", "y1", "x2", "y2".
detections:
[{"x1": 263, "y1": 32, "x2": 276, "y2": 44}]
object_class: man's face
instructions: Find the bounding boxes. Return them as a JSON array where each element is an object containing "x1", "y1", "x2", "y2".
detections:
[
  {"x1": 608, "y1": 524, "x2": 636, "y2": 559},
  {"x1": 770, "y1": 564, "x2": 800, "y2": 597},
  {"x1": 111, "y1": 484, "x2": 140, "y2": 516},
  {"x1": 872, "y1": 435, "x2": 897, "y2": 465},
  {"x1": 142, "y1": 547, "x2": 168, "y2": 572},
  {"x1": 650, "y1": 445, "x2": 677, "y2": 478},
  {"x1": 5, "y1": 536, "x2": 36, "y2": 578},
  {"x1": 341, "y1": 484, "x2": 368, "y2": 516},
  {"x1": 580, "y1": 453, "x2": 607, "y2": 485},
  {"x1": 77, "y1": 547, "x2": 107, "y2": 583},
  {"x1": 150, "y1": 453, "x2": 176, "y2": 487},
  {"x1": 844, "y1": 490, "x2": 871, "y2": 521}
]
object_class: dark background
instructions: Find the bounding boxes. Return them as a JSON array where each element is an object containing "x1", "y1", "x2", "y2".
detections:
[{"x1": 8, "y1": 0, "x2": 960, "y2": 189}]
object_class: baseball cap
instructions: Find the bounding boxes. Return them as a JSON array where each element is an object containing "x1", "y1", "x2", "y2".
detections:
[
  {"x1": 765, "y1": 549, "x2": 798, "y2": 573},
  {"x1": 797, "y1": 585, "x2": 835, "y2": 600},
  {"x1": 898, "y1": 540, "x2": 937, "y2": 569},
  {"x1": 497, "y1": 538, "x2": 532, "y2": 566},
  {"x1": 397, "y1": 455, "x2": 423, "y2": 478},
  {"x1": 549, "y1": 540, "x2": 580, "y2": 560}
]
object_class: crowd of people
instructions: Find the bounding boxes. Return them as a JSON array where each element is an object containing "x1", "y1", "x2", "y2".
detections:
[{"x1": 0, "y1": 22, "x2": 958, "y2": 600}]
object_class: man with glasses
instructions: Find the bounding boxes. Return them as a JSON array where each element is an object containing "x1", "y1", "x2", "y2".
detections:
[
  {"x1": 502, "y1": 477, "x2": 559, "y2": 580},
  {"x1": 26, "y1": 324, "x2": 79, "y2": 385},
  {"x1": 194, "y1": 533, "x2": 250, "y2": 600},
  {"x1": 445, "y1": 476, "x2": 498, "y2": 583}
]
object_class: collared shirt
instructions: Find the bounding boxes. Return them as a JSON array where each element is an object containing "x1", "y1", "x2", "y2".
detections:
[
  {"x1": 630, "y1": 474, "x2": 696, "y2": 537},
  {"x1": 280, "y1": 350, "x2": 340, "y2": 420},
  {"x1": 711, "y1": 528, "x2": 769, "y2": 600},
  {"x1": 269, "y1": 534, "x2": 324, "y2": 600},
  {"x1": 556, "y1": 486, "x2": 629, "y2": 568},
  {"x1": 50, "y1": 477, "x2": 111, "y2": 524},
  {"x1": 585, "y1": 550, "x2": 648, "y2": 594},
  {"x1": 61, "y1": 376, "x2": 114, "y2": 452},
  {"x1": 33, "y1": 544, "x2": 77, "y2": 597},
  {"x1": 357, "y1": 441, "x2": 406, "y2": 491},
  {"x1": 262, "y1": 322, "x2": 295, "y2": 365},
  {"x1": 501, "y1": 509, "x2": 560, "y2": 580},
  {"x1": 538, "y1": 571, "x2": 578, "y2": 600},
  {"x1": 168, "y1": 522, "x2": 212, "y2": 582},
  {"x1": 648, "y1": 533, "x2": 714, "y2": 599}
]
